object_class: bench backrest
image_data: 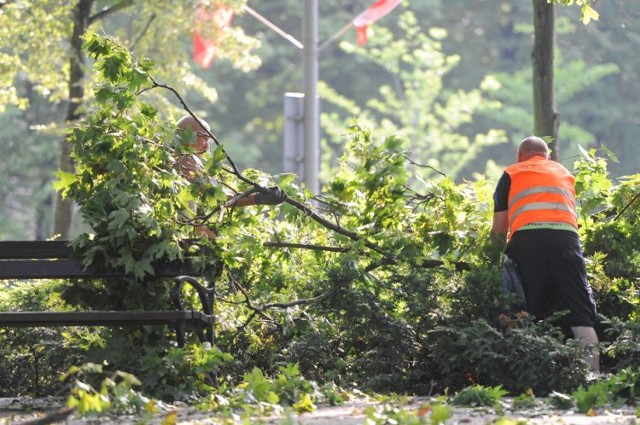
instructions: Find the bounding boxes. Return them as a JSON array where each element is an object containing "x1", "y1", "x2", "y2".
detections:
[{"x1": 0, "y1": 241, "x2": 202, "y2": 280}]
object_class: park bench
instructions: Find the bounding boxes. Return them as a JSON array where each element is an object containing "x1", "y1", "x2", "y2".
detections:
[{"x1": 0, "y1": 240, "x2": 217, "y2": 347}]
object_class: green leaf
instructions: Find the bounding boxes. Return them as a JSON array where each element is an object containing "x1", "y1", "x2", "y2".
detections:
[
  {"x1": 101, "y1": 56, "x2": 123, "y2": 82},
  {"x1": 430, "y1": 404, "x2": 453, "y2": 424},
  {"x1": 292, "y1": 393, "x2": 316, "y2": 413},
  {"x1": 581, "y1": 5, "x2": 599, "y2": 25},
  {"x1": 108, "y1": 209, "x2": 130, "y2": 230},
  {"x1": 135, "y1": 259, "x2": 154, "y2": 279},
  {"x1": 53, "y1": 170, "x2": 77, "y2": 195}
]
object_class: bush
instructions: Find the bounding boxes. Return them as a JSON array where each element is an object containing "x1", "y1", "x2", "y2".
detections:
[
  {"x1": 427, "y1": 319, "x2": 589, "y2": 395},
  {"x1": 0, "y1": 281, "x2": 86, "y2": 396}
]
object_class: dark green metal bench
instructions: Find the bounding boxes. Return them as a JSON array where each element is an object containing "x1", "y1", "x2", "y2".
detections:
[{"x1": 0, "y1": 240, "x2": 216, "y2": 347}]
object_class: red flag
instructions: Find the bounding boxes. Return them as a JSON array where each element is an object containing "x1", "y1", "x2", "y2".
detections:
[
  {"x1": 193, "y1": 5, "x2": 235, "y2": 69},
  {"x1": 352, "y1": 0, "x2": 402, "y2": 46}
]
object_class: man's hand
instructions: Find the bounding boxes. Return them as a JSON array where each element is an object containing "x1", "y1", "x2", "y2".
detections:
[
  {"x1": 255, "y1": 186, "x2": 287, "y2": 205},
  {"x1": 481, "y1": 232, "x2": 507, "y2": 265},
  {"x1": 194, "y1": 224, "x2": 216, "y2": 239}
]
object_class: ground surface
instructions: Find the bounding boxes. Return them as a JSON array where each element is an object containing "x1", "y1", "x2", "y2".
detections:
[{"x1": 2, "y1": 397, "x2": 639, "y2": 424}]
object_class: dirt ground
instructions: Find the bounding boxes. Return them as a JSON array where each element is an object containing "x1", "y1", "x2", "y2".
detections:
[{"x1": 2, "y1": 396, "x2": 639, "y2": 424}]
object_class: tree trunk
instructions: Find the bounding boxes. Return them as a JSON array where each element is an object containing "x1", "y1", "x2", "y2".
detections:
[
  {"x1": 54, "y1": 0, "x2": 94, "y2": 239},
  {"x1": 532, "y1": 0, "x2": 560, "y2": 160}
]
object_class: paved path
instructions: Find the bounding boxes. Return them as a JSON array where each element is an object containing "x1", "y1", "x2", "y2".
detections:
[{"x1": 2, "y1": 397, "x2": 639, "y2": 424}]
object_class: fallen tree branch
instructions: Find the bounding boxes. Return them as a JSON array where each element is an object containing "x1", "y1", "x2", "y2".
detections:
[
  {"x1": 283, "y1": 196, "x2": 391, "y2": 258},
  {"x1": 21, "y1": 407, "x2": 75, "y2": 425},
  {"x1": 144, "y1": 77, "x2": 396, "y2": 262},
  {"x1": 138, "y1": 69, "x2": 473, "y2": 274}
]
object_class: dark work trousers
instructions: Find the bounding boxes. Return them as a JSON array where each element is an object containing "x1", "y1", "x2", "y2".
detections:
[{"x1": 506, "y1": 229, "x2": 597, "y2": 328}]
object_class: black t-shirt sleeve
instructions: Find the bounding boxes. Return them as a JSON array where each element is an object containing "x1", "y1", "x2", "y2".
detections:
[{"x1": 493, "y1": 171, "x2": 511, "y2": 212}]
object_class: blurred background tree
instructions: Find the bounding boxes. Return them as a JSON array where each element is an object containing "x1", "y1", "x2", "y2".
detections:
[{"x1": 1, "y1": 0, "x2": 638, "y2": 240}]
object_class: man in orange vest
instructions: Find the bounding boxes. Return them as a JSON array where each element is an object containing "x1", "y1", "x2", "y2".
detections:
[{"x1": 491, "y1": 136, "x2": 599, "y2": 373}]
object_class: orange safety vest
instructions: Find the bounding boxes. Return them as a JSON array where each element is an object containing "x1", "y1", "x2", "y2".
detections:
[{"x1": 505, "y1": 156, "x2": 578, "y2": 237}]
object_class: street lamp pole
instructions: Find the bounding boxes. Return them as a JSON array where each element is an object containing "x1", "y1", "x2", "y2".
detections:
[{"x1": 303, "y1": 0, "x2": 320, "y2": 195}]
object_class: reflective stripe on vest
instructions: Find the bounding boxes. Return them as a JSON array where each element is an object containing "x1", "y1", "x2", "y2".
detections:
[
  {"x1": 510, "y1": 200, "x2": 577, "y2": 224},
  {"x1": 505, "y1": 157, "x2": 578, "y2": 237},
  {"x1": 508, "y1": 186, "x2": 576, "y2": 210}
]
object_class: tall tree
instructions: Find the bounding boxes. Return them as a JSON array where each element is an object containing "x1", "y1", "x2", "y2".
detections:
[
  {"x1": 0, "y1": 0, "x2": 260, "y2": 239},
  {"x1": 54, "y1": 0, "x2": 95, "y2": 238},
  {"x1": 532, "y1": 0, "x2": 559, "y2": 159}
]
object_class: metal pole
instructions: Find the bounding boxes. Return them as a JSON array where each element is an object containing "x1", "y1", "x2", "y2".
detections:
[
  {"x1": 303, "y1": 0, "x2": 319, "y2": 195},
  {"x1": 283, "y1": 92, "x2": 305, "y2": 177}
]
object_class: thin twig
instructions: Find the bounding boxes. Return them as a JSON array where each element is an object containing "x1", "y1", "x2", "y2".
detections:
[
  {"x1": 365, "y1": 258, "x2": 470, "y2": 273},
  {"x1": 261, "y1": 294, "x2": 325, "y2": 309},
  {"x1": 614, "y1": 191, "x2": 640, "y2": 221},
  {"x1": 284, "y1": 196, "x2": 391, "y2": 258},
  {"x1": 229, "y1": 275, "x2": 271, "y2": 321},
  {"x1": 89, "y1": 0, "x2": 134, "y2": 24},
  {"x1": 141, "y1": 78, "x2": 250, "y2": 185},
  {"x1": 129, "y1": 12, "x2": 156, "y2": 50},
  {"x1": 402, "y1": 153, "x2": 446, "y2": 177},
  {"x1": 263, "y1": 241, "x2": 348, "y2": 252}
]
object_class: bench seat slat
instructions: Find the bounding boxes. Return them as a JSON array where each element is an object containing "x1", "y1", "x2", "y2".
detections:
[
  {"x1": 0, "y1": 241, "x2": 72, "y2": 259},
  {"x1": 0, "y1": 240, "x2": 216, "y2": 346},
  {"x1": 0, "y1": 311, "x2": 214, "y2": 327},
  {"x1": 0, "y1": 241, "x2": 202, "y2": 259},
  {"x1": 0, "y1": 260, "x2": 202, "y2": 279}
]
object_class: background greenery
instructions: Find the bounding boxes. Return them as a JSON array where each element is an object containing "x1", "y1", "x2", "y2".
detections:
[{"x1": 0, "y1": 0, "x2": 637, "y2": 239}]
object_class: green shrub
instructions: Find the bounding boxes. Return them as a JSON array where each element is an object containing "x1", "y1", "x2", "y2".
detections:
[
  {"x1": 0, "y1": 280, "x2": 86, "y2": 396},
  {"x1": 451, "y1": 384, "x2": 508, "y2": 408},
  {"x1": 427, "y1": 319, "x2": 589, "y2": 395}
]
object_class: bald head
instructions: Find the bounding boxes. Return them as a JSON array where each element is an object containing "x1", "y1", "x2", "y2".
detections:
[
  {"x1": 516, "y1": 136, "x2": 549, "y2": 162},
  {"x1": 176, "y1": 115, "x2": 210, "y2": 133},
  {"x1": 176, "y1": 115, "x2": 211, "y2": 155}
]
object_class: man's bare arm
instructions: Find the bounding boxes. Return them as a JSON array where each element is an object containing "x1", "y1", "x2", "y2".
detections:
[{"x1": 491, "y1": 211, "x2": 509, "y2": 237}]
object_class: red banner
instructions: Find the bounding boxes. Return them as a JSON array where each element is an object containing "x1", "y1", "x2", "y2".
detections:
[
  {"x1": 193, "y1": 5, "x2": 235, "y2": 69},
  {"x1": 353, "y1": 0, "x2": 402, "y2": 46}
]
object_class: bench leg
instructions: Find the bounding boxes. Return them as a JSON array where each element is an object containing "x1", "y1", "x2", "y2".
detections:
[
  {"x1": 194, "y1": 326, "x2": 206, "y2": 344},
  {"x1": 175, "y1": 323, "x2": 186, "y2": 347}
]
